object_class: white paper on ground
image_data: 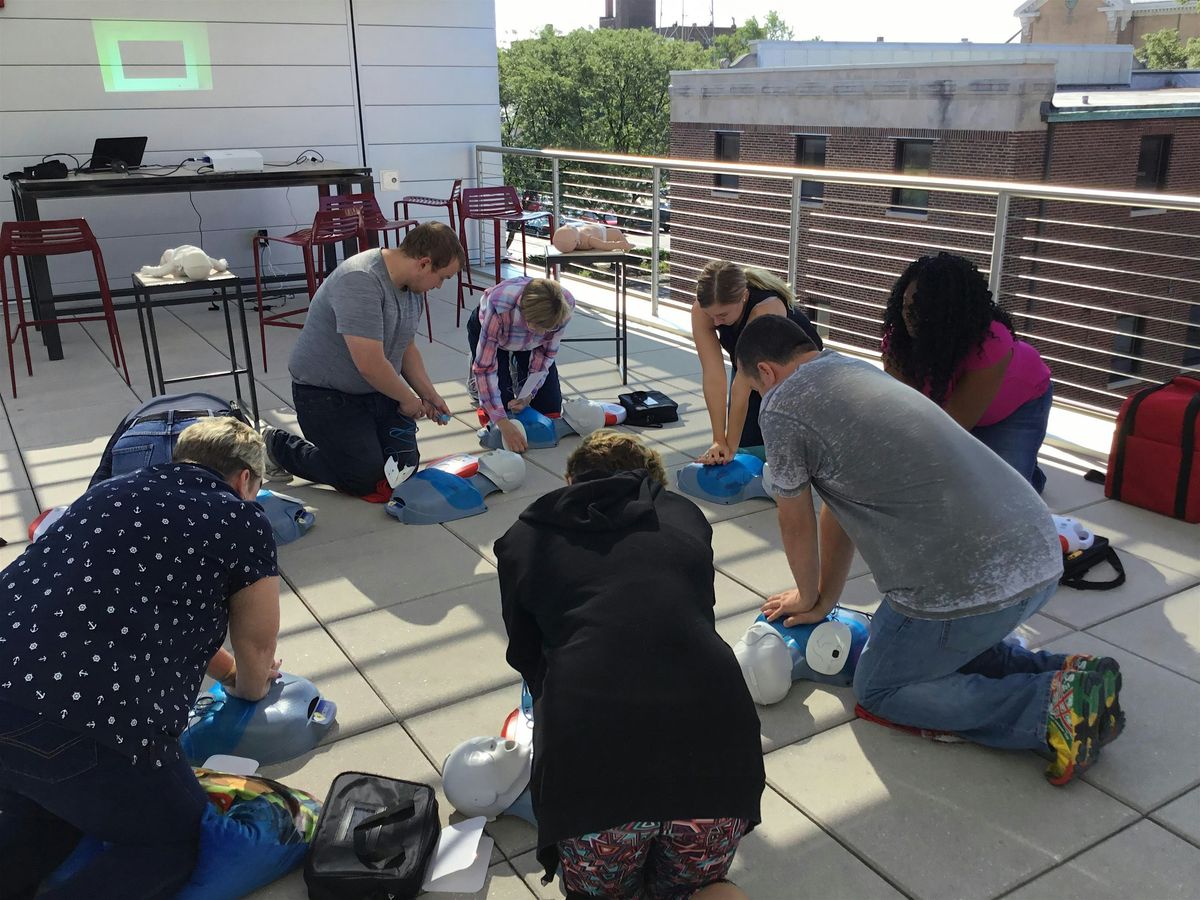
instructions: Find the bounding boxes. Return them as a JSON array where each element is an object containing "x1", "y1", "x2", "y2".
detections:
[
  {"x1": 422, "y1": 816, "x2": 490, "y2": 892},
  {"x1": 202, "y1": 754, "x2": 258, "y2": 775}
]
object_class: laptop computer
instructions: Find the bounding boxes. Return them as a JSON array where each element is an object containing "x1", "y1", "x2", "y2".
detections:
[{"x1": 82, "y1": 136, "x2": 148, "y2": 173}]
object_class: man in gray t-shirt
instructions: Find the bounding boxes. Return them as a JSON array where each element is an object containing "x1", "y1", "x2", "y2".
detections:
[
  {"x1": 735, "y1": 316, "x2": 1123, "y2": 786},
  {"x1": 263, "y1": 222, "x2": 464, "y2": 497}
]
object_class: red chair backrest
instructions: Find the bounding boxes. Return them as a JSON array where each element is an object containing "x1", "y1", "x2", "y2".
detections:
[
  {"x1": 309, "y1": 209, "x2": 367, "y2": 249},
  {"x1": 318, "y1": 193, "x2": 388, "y2": 230},
  {"x1": 0, "y1": 219, "x2": 100, "y2": 257},
  {"x1": 459, "y1": 186, "x2": 522, "y2": 221}
]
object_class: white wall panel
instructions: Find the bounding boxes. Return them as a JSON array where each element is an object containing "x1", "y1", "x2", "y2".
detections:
[
  {"x1": 353, "y1": 0, "x2": 493, "y2": 28},
  {"x1": 363, "y1": 105, "x2": 499, "y2": 146},
  {"x1": 357, "y1": 66, "x2": 499, "y2": 107},
  {"x1": 355, "y1": 25, "x2": 497, "y2": 68},
  {"x1": 0, "y1": 0, "x2": 345, "y2": 24}
]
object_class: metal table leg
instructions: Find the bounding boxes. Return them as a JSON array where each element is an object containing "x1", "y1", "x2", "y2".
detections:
[
  {"x1": 143, "y1": 291, "x2": 167, "y2": 395},
  {"x1": 232, "y1": 279, "x2": 260, "y2": 425},
  {"x1": 131, "y1": 277, "x2": 156, "y2": 394}
]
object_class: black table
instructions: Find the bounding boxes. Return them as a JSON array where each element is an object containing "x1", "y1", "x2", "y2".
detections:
[
  {"x1": 544, "y1": 248, "x2": 629, "y2": 384},
  {"x1": 9, "y1": 161, "x2": 373, "y2": 360},
  {"x1": 131, "y1": 270, "x2": 260, "y2": 426}
]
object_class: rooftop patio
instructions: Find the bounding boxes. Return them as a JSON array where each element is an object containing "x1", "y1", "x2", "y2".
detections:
[{"x1": 0, "y1": 271, "x2": 1195, "y2": 899}]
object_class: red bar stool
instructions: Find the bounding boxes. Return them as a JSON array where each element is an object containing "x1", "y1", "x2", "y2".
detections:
[
  {"x1": 0, "y1": 219, "x2": 130, "y2": 398},
  {"x1": 399, "y1": 178, "x2": 465, "y2": 327},
  {"x1": 457, "y1": 186, "x2": 554, "y2": 323},
  {"x1": 251, "y1": 209, "x2": 367, "y2": 371},
  {"x1": 318, "y1": 192, "x2": 417, "y2": 249}
]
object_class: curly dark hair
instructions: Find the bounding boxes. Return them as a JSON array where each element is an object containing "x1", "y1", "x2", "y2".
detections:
[{"x1": 882, "y1": 252, "x2": 1015, "y2": 406}]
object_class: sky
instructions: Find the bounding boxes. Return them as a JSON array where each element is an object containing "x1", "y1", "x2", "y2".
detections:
[{"x1": 494, "y1": 0, "x2": 1027, "y2": 47}]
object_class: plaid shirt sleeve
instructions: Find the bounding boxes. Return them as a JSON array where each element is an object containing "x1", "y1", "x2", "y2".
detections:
[{"x1": 472, "y1": 282, "x2": 518, "y2": 422}]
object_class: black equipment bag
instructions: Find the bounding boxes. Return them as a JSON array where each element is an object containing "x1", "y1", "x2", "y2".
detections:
[
  {"x1": 305, "y1": 772, "x2": 440, "y2": 900},
  {"x1": 1060, "y1": 535, "x2": 1126, "y2": 591},
  {"x1": 618, "y1": 390, "x2": 679, "y2": 428}
]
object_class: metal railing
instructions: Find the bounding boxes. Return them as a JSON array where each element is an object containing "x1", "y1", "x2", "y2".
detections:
[{"x1": 475, "y1": 144, "x2": 1200, "y2": 415}]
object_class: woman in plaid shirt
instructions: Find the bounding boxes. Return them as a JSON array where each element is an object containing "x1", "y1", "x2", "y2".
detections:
[{"x1": 467, "y1": 276, "x2": 575, "y2": 452}]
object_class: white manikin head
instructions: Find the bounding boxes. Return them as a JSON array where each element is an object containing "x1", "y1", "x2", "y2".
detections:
[
  {"x1": 561, "y1": 398, "x2": 606, "y2": 436},
  {"x1": 732, "y1": 621, "x2": 794, "y2": 706},
  {"x1": 551, "y1": 225, "x2": 581, "y2": 253},
  {"x1": 443, "y1": 736, "x2": 531, "y2": 820},
  {"x1": 477, "y1": 449, "x2": 526, "y2": 492},
  {"x1": 178, "y1": 248, "x2": 221, "y2": 280}
]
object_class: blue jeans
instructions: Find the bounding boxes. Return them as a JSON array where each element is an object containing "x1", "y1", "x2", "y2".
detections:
[
  {"x1": 467, "y1": 308, "x2": 562, "y2": 417},
  {"x1": 971, "y1": 385, "x2": 1052, "y2": 494},
  {"x1": 0, "y1": 698, "x2": 205, "y2": 899},
  {"x1": 853, "y1": 583, "x2": 1066, "y2": 749},
  {"x1": 270, "y1": 383, "x2": 419, "y2": 496}
]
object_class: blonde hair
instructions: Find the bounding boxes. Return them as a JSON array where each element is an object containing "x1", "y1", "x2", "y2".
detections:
[
  {"x1": 173, "y1": 417, "x2": 266, "y2": 481},
  {"x1": 695, "y1": 260, "x2": 795, "y2": 309},
  {"x1": 565, "y1": 430, "x2": 667, "y2": 486},
  {"x1": 520, "y1": 278, "x2": 571, "y2": 331}
]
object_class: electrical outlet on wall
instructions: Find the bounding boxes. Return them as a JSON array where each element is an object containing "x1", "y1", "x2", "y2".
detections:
[{"x1": 381, "y1": 170, "x2": 400, "y2": 190}]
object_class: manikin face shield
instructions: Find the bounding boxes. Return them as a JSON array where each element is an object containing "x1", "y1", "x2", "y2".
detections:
[{"x1": 443, "y1": 736, "x2": 531, "y2": 820}]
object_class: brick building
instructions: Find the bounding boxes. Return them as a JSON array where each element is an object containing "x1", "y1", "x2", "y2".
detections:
[
  {"x1": 667, "y1": 41, "x2": 1200, "y2": 411},
  {"x1": 1019, "y1": 0, "x2": 1200, "y2": 48}
]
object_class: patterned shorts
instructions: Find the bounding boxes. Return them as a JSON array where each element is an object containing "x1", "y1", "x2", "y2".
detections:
[{"x1": 557, "y1": 817, "x2": 748, "y2": 899}]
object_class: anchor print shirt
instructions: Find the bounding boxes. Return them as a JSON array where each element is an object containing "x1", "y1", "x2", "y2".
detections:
[{"x1": 0, "y1": 464, "x2": 277, "y2": 765}]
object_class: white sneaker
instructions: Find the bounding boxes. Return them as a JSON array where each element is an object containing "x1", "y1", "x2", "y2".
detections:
[{"x1": 261, "y1": 426, "x2": 292, "y2": 482}]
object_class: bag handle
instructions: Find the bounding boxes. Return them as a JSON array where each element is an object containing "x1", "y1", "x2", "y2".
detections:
[
  {"x1": 352, "y1": 799, "x2": 416, "y2": 869},
  {"x1": 1061, "y1": 547, "x2": 1126, "y2": 591}
]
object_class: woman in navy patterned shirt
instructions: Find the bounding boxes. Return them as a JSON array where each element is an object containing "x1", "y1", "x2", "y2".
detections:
[{"x1": 0, "y1": 418, "x2": 280, "y2": 899}]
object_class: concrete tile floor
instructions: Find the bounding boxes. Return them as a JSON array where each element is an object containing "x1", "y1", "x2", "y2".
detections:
[{"x1": 1, "y1": 282, "x2": 1198, "y2": 899}]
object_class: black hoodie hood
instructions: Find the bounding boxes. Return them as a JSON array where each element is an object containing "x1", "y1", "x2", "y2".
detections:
[{"x1": 518, "y1": 469, "x2": 661, "y2": 532}]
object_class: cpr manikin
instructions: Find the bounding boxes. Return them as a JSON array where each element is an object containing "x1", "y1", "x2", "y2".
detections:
[
  {"x1": 386, "y1": 449, "x2": 526, "y2": 524},
  {"x1": 479, "y1": 397, "x2": 609, "y2": 452},
  {"x1": 551, "y1": 222, "x2": 633, "y2": 253},
  {"x1": 732, "y1": 609, "x2": 871, "y2": 705},
  {"x1": 443, "y1": 736, "x2": 536, "y2": 825},
  {"x1": 138, "y1": 245, "x2": 229, "y2": 281},
  {"x1": 676, "y1": 452, "x2": 777, "y2": 506}
]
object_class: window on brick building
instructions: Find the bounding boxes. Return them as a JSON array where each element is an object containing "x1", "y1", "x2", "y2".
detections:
[
  {"x1": 714, "y1": 131, "x2": 740, "y2": 191},
  {"x1": 1134, "y1": 135, "x2": 1171, "y2": 192},
  {"x1": 796, "y1": 135, "x2": 827, "y2": 203},
  {"x1": 1109, "y1": 314, "x2": 1146, "y2": 386},
  {"x1": 892, "y1": 139, "x2": 934, "y2": 214}
]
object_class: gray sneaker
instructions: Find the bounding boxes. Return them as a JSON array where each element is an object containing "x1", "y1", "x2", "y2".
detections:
[{"x1": 261, "y1": 426, "x2": 292, "y2": 482}]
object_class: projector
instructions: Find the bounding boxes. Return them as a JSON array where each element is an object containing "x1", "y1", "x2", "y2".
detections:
[{"x1": 203, "y1": 149, "x2": 264, "y2": 173}]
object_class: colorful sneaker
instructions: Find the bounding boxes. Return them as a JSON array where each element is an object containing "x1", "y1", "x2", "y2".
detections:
[
  {"x1": 1064, "y1": 654, "x2": 1124, "y2": 746},
  {"x1": 1045, "y1": 667, "x2": 1102, "y2": 786}
]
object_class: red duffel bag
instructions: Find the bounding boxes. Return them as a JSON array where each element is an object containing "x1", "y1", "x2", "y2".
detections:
[{"x1": 1105, "y1": 375, "x2": 1200, "y2": 523}]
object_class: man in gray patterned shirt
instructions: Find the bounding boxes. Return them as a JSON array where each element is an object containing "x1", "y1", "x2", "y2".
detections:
[{"x1": 734, "y1": 316, "x2": 1124, "y2": 786}]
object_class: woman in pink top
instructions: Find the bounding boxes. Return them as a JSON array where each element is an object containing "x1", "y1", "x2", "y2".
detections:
[{"x1": 882, "y1": 253, "x2": 1053, "y2": 493}]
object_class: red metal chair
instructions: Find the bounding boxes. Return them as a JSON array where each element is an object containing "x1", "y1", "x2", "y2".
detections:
[
  {"x1": 251, "y1": 209, "x2": 367, "y2": 371},
  {"x1": 398, "y1": 179, "x2": 465, "y2": 326},
  {"x1": 457, "y1": 186, "x2": 554, "y2": 324},
  {"x1": 0, "y1": 219, "x2": 130, "y2": 398},
  {"x1": 318, "y1": 192, "x2": 417, "y2": 249}
]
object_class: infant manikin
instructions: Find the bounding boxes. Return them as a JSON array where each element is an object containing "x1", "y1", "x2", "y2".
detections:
[
  {"x1": 551, "y1": 222, "x2": 633, "y2": 253},
  {"x1": 138, "y1": 245, "x2": 228, "y2": 281}
]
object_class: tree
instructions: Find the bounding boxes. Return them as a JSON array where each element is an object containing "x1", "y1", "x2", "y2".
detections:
[
  {"x1": 711, "y1": 10, "x2": 796, "y2": 65},
  {"x1": 1136, "y1": 27, "x2": 1188, "y2": 69}
]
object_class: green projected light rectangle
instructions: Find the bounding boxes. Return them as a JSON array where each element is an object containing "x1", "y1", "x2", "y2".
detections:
[{"x1": 93, "y1": 20, "x2": 212, "y2": 93}]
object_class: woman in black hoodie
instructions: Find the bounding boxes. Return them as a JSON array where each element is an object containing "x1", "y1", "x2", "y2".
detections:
[{"x1": 495, "y1": 431, "x2": 765, "y2": 899}]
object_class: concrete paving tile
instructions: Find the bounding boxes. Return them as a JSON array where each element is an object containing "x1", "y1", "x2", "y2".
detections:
[
  {"x1": 0, "y1": 489, "x2": 42, "y2": 545},
  {"x1": 33, "y1": 476, "x2": 93, "y2": 511},
  {"x1": 0, "y1": 448, "x2": 31, "y2": 494},
  {"x1": 1088, "y1": 586, "x2": 1200, "y2": 682},
  {"x1": 281, "y1": 526, "x2": 496, "y2": 623},
  {"x1": 715, "y1": 613, "x2": 857, "y2": 751},
  {"x1": 625, "y1": 345, "x2": 705, "y2": 378},
  {"x1": 1016, "y1": 612, "x2": 1074, "y2": 649},
  {"x1": 1006, "y1": 820, "x2": 1200, "y2": 900},
  {"x1": 443, "y1": 501, "x2": 527, "y2": 567},
  {"x1": 1072, "y1": 501, "x2": 1200, "y2": 577},
  {"x1": 272, "y1": 611, "x2": 394, "y2": 745},
  {"x1": 510, "y1": 850, "x2": 561, "y2": 899},
  {"x1": 7, "y1": 401, "x2": 137, "y2": 449},
  {"x1": 1040, "y1": 552, "x2": 1197, "y2": 630},
  {"x1": 711, "y1": 509, "x2": 869, "y2": 598},
  {"x1": 726, "y1": 786, "x2": 903, "y2": 899},
  {"x1": 1040, "y1": 460, "x2": 1106, "y2": 514},
  {"x1": 406, "y1": 685, "x2": 538, "y2": 859},
  {"x1": 327, "y1": 579, "x2": 518, "y2": 720},
  {"x1": 1152, "y1": 786, "x2": 1200, "y2": 845},
  {"x1": 765, "y1": 720, "x2": 1138, "y2": 900},
  {"x1": 1044, "y1": 632, "x2": 1200, "y2": 811},
  {"x1": 713, "y1": 571, "x2": 767, "y2": 618},
  {"x1": 0, "y1": 416, "x2": 15, "y2": 451},
  {"x1": 20, "y1": 437, "x2": 108, "y2": 489}
]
